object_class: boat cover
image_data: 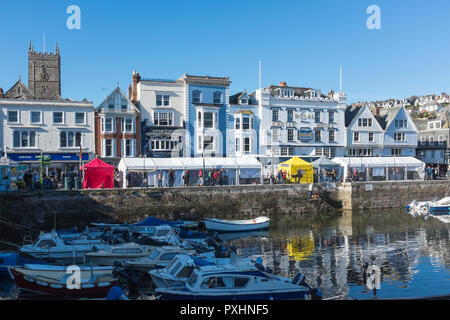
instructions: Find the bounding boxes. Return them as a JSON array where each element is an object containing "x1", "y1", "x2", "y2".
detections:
[{"x1": 131, "y1": 216, "x2": 183, "y2": 227}]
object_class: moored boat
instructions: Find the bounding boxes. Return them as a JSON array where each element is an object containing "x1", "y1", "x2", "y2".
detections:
[
  {"x1": 19, "y1": 231, "x2": 110, "y2": 264},
  {"x1": 155, "y1": 263, "x2": 320, "y2": 300},
  {"x1": 9, "y1": 267, "x2": 116, "y2": 298},
  {"x1": 203, "y1": 216, "x2": 270, "y2": 232}
]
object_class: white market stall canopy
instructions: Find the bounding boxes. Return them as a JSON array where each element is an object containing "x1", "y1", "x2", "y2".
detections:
[
  {"x1": 332, "y1": 157, "x2": 425, "y2": 170},
  {"x1": 118, "y1": 156, "x2": 263, "y2": 172},
  {"x1": 332, "y1": 156, "x2": 426, "y2": 182}
]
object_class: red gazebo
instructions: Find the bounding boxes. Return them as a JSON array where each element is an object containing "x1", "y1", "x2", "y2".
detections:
[{"x1": 81, "y1": 158, "x2": 114, "y2": 189}]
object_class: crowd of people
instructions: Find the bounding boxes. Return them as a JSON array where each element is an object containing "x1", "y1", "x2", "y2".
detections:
[
  {"x1": 156, "y1": 168, "x2": 228, "y2": 188},
  {"x1": 20, "y1": 170, "x2": 81, "y2": 190},
  {"x1": 266, "y1": 168, "x2": 338, "y2": 184}
]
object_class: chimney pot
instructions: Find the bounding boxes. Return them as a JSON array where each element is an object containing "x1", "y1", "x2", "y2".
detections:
[{"x1": 280, "y1": 81, "x2": 287, "y2": 86}]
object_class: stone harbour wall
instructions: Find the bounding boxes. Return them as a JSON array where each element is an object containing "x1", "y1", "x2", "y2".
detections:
[
  {"x1": 0, "y1": 180, "x2": 449, "y2": 233},
  {"x1": 0, "y1": 184, "x2": 339, "y2": 232}
]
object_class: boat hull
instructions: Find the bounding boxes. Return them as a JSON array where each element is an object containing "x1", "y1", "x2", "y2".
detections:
[{"x1": 10, "y1": 269, "x2": 116, "y2": 298}]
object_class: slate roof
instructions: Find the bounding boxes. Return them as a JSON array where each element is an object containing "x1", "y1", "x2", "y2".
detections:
[{"x1": 344, "y1": 105, "x2": 363, "y2": 127}]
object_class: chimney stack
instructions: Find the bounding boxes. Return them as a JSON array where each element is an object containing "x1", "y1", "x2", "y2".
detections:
[
  {"x1": 280, "y1": 81, "x2": 287, "y2": 86},
  {"x1": 127, "y1": 84, "x2": 132, "y2": 100},
  {"x1": 0, "y1": 88, "x2": 4, "y2": 98},
  {"x1": 131, "y1": 71, "x2": 141, "y2": 103}
]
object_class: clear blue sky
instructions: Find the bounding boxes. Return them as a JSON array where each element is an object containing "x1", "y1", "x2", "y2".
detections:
[{"x1": 1, "y1": 0, "x2": 450, "y2": 105}]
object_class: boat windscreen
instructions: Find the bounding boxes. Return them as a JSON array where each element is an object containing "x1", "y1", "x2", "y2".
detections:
[{"x1": 193, "y1": 256, "x2": 215, "y2": 266}]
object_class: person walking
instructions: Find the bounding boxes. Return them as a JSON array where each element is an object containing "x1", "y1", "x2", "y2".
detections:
[
  {"x1": 158, "y1": 170, "x2": 163, "y2": 188},
  {"x1": 168, "y1": 168, "x2": 175, "y2": 187},
  {"x1": 296, "y1": 168, "x2": 303, "y2": 184},
  {"x1": 198, "y1": 169, "x2": 203, "y2": 186},
  {"x1": 183, "y1": 170, "x2": 190, "y2": 187},
  {"x1": 282, "y1": 170, "x2": 286, "y2": 184}
]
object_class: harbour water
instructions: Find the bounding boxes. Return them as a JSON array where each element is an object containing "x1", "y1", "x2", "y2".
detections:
[{"x1": 1, "y1": 209, "x2": 449, "y2": 300}]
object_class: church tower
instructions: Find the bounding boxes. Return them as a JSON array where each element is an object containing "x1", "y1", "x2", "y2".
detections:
[{"x1": 28, "y1": 41, "x2": 61, "y2": 100}]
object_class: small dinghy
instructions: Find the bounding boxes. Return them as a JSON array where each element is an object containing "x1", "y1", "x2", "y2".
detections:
[{"x1": 203, "y1": 216, "x2": 270, "y2": 232}]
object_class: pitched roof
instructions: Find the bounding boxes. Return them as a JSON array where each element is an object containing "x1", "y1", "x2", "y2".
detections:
[
  {"x1": 96, "y1": 86, "x2": 139, "y2": 113},
  {"x1": 3, "y1": 79, "x2": 35, "y2": 99},
  {"x1": 344, "y1": 105, "x2": 363, "y2": 127},
  {"x1": 375, "y1": 106, "x2": 402, "y2": 130}
]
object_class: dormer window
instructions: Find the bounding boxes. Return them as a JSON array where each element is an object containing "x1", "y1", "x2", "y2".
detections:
[{"x1": 241, "y1": 99, "x2": 247, "y2": 104}]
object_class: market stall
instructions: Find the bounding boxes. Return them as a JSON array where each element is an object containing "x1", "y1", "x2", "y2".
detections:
[
  {"x1": 277, "y1": 156, "x2": 313, "y2": 183},
  {"x1": 332, "y1": 157, "x2": 425, "y2": 182},
  {"x1": 81, "y1": 158, "x2": 114, "y2": 189},
  {"x1": 117, "y1": 156, "x2": 263, "y2": 188},
  {"x1": 311, "y1": 157, "x2": 341, "y2": 183}
]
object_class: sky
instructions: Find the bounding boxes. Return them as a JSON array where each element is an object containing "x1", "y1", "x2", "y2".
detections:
[{"x1": 1, "y1": 0, "x2": 450, "y2": 106}]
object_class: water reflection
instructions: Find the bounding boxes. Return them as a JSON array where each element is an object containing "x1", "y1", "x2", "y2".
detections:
[{"x1": 230, "y1": 210, "x2": 450, "y2": 299}]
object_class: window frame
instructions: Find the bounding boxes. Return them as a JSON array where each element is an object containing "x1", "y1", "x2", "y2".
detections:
[
  {"x1": 7, "y1": 110, "x2": 19, "y2": 123},
  {"x1": 75, "y1": 112, "x2": 86, "y2": 125},
  {"x1": 30, "y1": 111, "x2": 42, "y2": 124},
  {"x1": 53, "y1": 111, "x2": 64, "y2": 124}
]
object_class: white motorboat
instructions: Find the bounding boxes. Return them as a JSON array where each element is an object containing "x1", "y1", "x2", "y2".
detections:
[
  {"x1": 125, "y1": 246, "x2": 191, "y2": 273},
  {"x1": 19, "y1": 231, "x2": 109, "y2": 264},
  {"x1": 149, "y1": 252, "x2": 230, "y2": 289},
  {"x1": 84, "y1": 235, "x2": 168, "y2": 266},
  {"x1": 155, "y1": 254, "x2": 321, "y2": 300},
  {"x1": 203, "y1": 216, "x2": 270, "y2": 232},
  {"x1": 406, "y1": 197, "x2": 450, "y2": 223}
]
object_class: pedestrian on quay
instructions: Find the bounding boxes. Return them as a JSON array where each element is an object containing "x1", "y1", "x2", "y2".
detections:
[
  {"x1": 183, "y1": 170, "x2": 190, "y2": 187},
  {"x1": 296, "y1": 168, "x2": 303, "y2": 184},
  {"x1": 219, "y1": 169, "x2": 224, "y2": 186},
  {"x1": 282, "y1": 170, "x2": 286, "y2": 184},
  {"x1": 277, "y1": 169, "x2": 282, "y2": 184},
  {"x1": 209, "y1": 169, "x2": 214, "y2": 186},
  {"x1": 158, "y1": 170, "x2": 163, "y2": 188},
  {"x1": 168, "y1": 168, "x2": 175, "y2": 187},
  {"x1": 198, "y1": 169, "x2": 203, "y2": 186}
]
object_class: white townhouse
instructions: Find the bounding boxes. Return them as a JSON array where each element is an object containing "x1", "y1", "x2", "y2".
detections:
[
  {"x1": 345, "y1": 105, "x2": 384, "y2": 156},
  {"x1": 0, "y1": 95, "x2": 95, "y2": 175},
  {"x1": 130, "y1": 71, "x2": 231, "y2": 158},
  {"x1": 376, "y1": 106, "x2": 418, "y2": 157},
  {"x1": 130, "y1": 71, "x2": 187, "y2": 158},
  {"x1": 227, "y1": 91, "x2": 259, "y2": 157},
  {"x1": 255, "y1": 82, "x2": 347, "y2": 161},
  {"x1": 345, "y1": 105, "x2": 418, "y2": 157}
]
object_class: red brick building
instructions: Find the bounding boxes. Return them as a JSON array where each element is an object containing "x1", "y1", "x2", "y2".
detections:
[{"x1": 94, "y1": 86, "x2": 140, "y2": 166}]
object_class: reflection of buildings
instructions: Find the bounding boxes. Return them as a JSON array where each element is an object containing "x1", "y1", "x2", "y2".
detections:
[{"x1": 230, "y1": 214, "x2": 450, "y2": 299}]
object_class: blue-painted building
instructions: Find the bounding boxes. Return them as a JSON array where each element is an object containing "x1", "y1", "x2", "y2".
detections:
[{"x1": 180, "y1": 74, "x2": 231, "y2": 157}]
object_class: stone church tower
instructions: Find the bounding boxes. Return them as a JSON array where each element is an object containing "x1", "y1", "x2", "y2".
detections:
[{"x1": 28, "y1": 41, "x2": 62, "y2": 100}]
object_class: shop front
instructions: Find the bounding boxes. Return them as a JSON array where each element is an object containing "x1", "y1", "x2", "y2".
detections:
[
  {"x1": 0, "y1": 156, "x2": 27, "y2": 191},
  {"x1": 6, "y1": 152, "x2": 91, "y2": 179}
]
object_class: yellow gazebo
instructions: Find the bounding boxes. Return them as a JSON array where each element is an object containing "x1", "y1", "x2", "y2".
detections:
[{"x1": 277, "y1": 156, "x2": 313, "y2": 183}]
